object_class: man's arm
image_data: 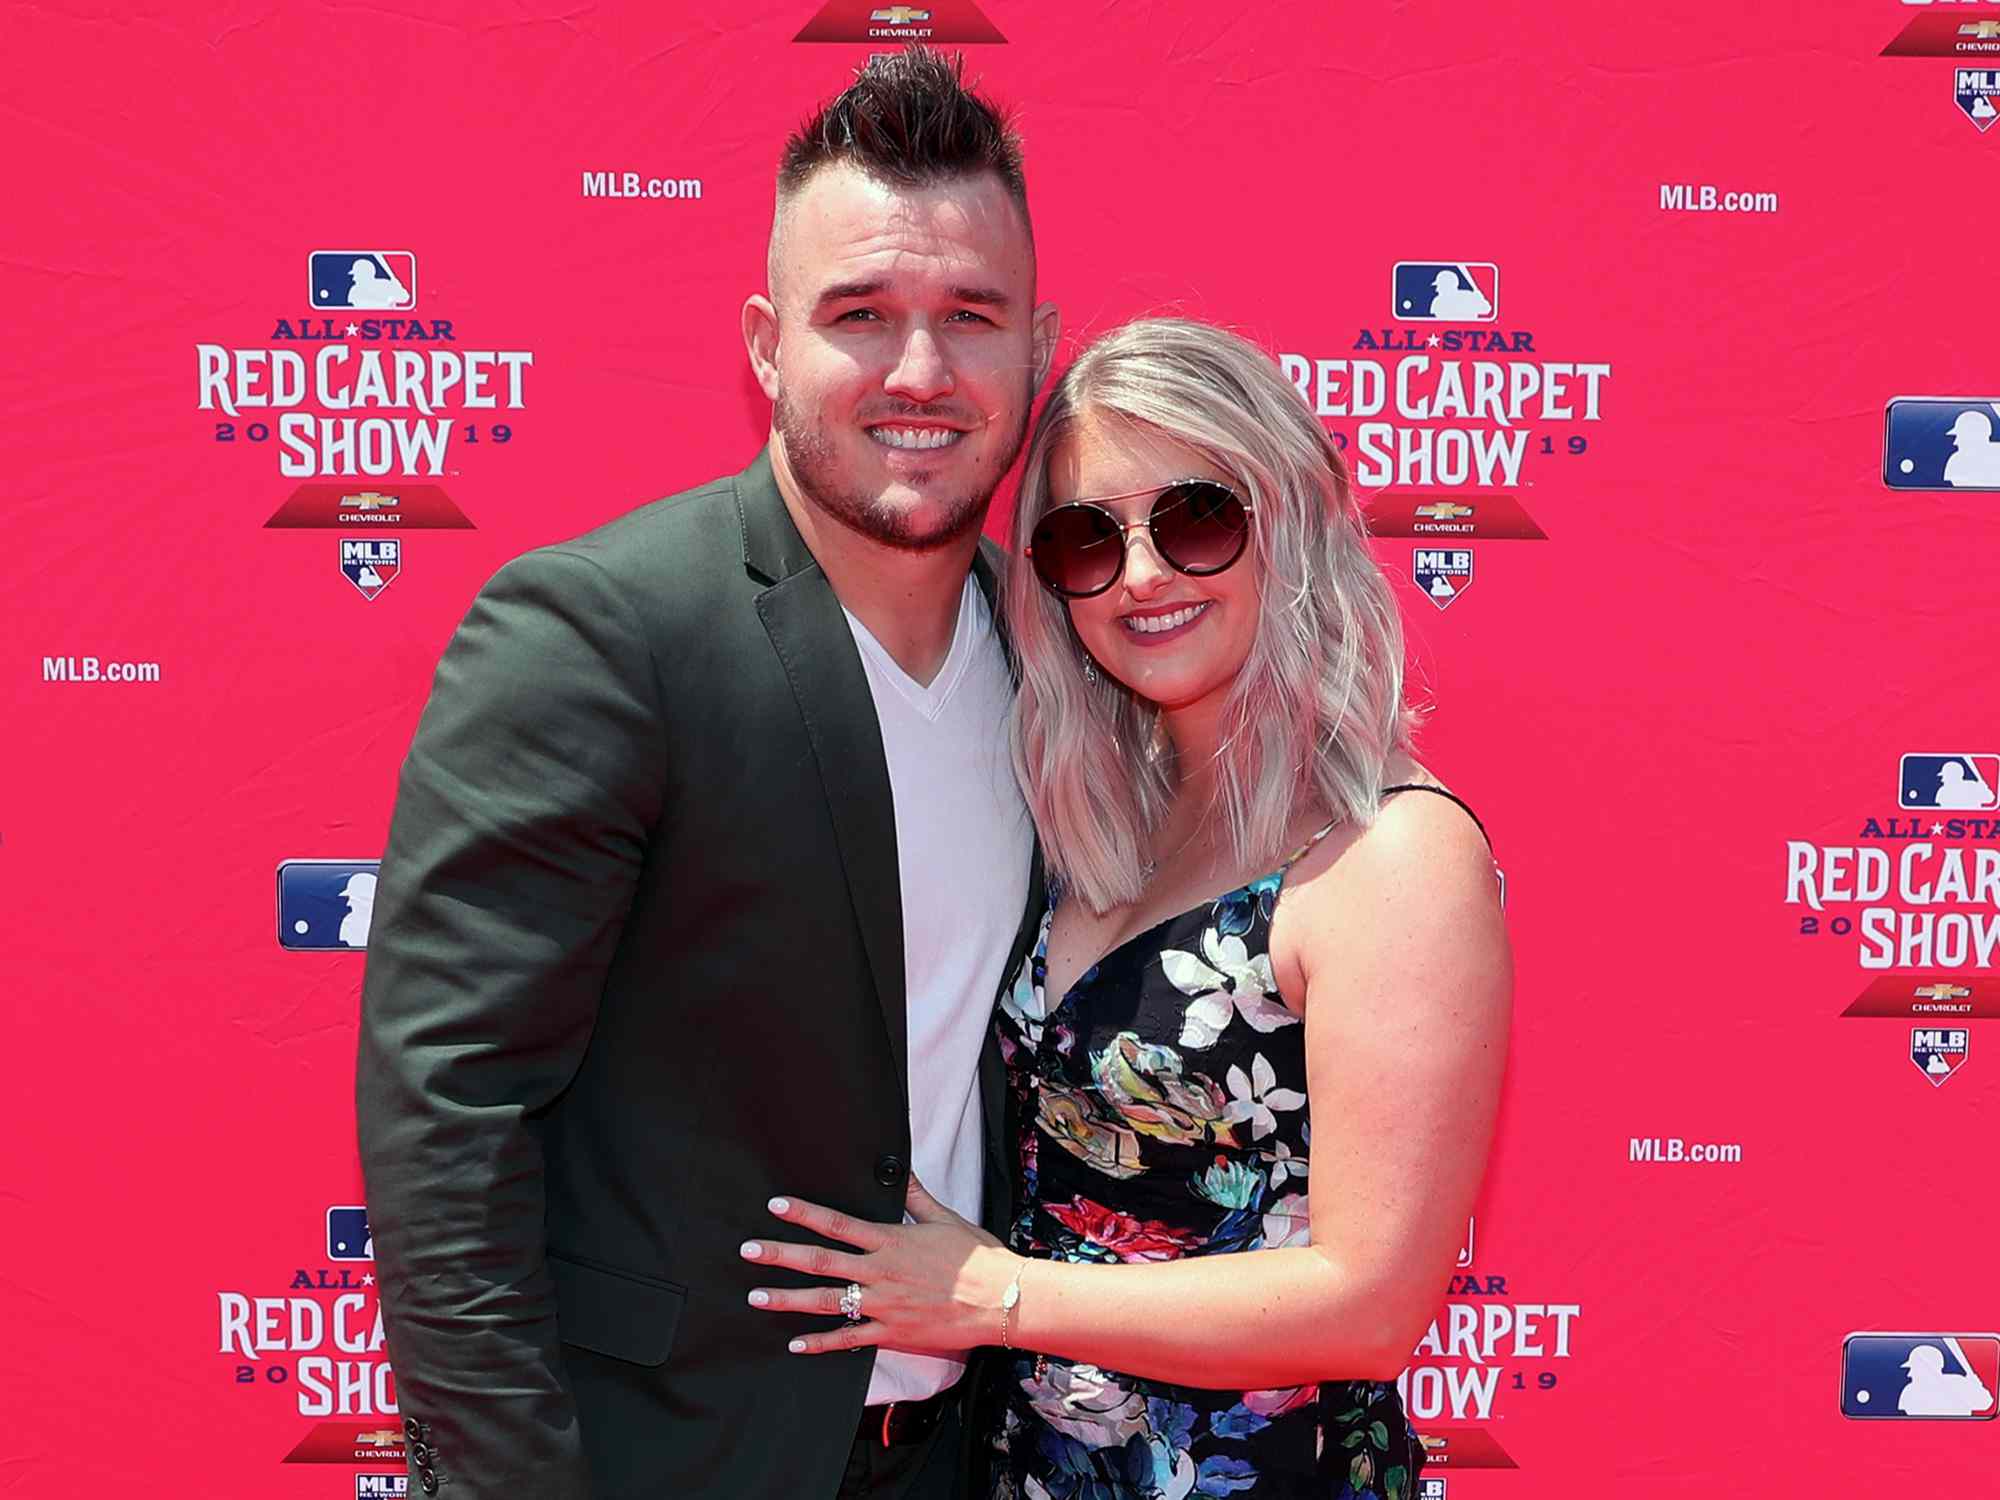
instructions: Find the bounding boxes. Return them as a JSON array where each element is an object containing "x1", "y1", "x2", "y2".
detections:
[{"x1": 356, "y1": 545, "x2": 666, "y2": 1499}]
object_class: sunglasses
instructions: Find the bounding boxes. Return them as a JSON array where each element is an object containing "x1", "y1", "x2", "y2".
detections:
[{"x1": 1027, "y1": 479, "x2": 1255, "y2": 600}]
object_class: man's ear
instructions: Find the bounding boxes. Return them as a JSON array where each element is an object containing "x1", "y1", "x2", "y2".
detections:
[
  {"x1": 1030, "y1": 300, "x2": 1061, "y2": 393},
  {"x1": 742, "y1": 295, "x2": 782, "y2": 402}
]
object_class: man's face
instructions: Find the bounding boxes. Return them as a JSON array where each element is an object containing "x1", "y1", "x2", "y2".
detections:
[{"x1": 751, "y1": 163, "x2": 1055, "y2": 551}]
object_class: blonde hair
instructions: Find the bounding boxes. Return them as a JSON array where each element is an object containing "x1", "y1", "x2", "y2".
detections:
[{"x1": 1005, "y1": 318, "x2": 1416, "y2": 913}]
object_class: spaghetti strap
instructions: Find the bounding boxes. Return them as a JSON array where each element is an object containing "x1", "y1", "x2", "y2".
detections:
[
  {"x1": 1277, "y1": 817, "x2": 1341, "y2": 873},
  {"x1": 1382, "y1": 781, "x2": 1491, "y2": 849}
]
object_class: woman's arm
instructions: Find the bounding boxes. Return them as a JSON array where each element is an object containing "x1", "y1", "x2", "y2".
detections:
[{"x1": 746, "y1": 790, "x2": 1512, "y2": 1389}]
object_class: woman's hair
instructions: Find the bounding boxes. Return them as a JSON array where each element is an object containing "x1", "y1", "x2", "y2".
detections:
[{"x1": 1005, "y1": 317, "x2": 1417, "y2": 914}]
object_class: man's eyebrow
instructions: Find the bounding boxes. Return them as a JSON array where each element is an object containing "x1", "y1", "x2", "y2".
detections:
[
  {"x1": 813, "y1": 279, "x2": 887, "y2": 307},
  {"x1": 949, "y1": 284, "x2": 1012, "y2": 309},
  {"x1": 810, "y1": 280, "x2": 1013, "y2": 310}
]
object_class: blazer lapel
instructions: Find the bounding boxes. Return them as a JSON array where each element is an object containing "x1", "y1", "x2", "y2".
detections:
[{"x1": 743, "y1": 453, "x2": 910, "y2": 1106}]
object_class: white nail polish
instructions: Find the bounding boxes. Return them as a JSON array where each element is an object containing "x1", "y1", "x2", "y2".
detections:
[{"x1": 741, "y1": 1241, "x2": 762, "y2": 1259}]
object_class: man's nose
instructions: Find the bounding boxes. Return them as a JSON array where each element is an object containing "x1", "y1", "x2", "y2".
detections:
[{"x1": 884, "y1": 326, "x2": 954, "y2": 404}]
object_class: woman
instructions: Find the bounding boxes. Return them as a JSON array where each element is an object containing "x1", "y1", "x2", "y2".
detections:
[{"x1": 743, "y1": 318, "x2": 1512, "y2": 1499}]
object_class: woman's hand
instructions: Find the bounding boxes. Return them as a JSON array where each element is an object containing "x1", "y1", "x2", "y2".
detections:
[{"x1": 742, "y1": 1175, "x2": 1024, "y2": 1357}]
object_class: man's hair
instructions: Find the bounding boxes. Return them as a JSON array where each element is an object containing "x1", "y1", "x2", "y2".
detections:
[{"x1": 778, "y1": 46, "x2": 1028, "y2": 227}]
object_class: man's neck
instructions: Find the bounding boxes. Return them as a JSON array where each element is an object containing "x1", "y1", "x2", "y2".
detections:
[{"x1": 771, "y1": 446, "x2": 984, "y2": 687}]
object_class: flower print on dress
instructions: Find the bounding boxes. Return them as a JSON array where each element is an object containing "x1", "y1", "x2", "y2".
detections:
[
  {"x1": 1162, "y1": 925, "x2": 1298, "y2": 1049},
  {"x1": 1091, "y1": 1033, "x2": 1240, "y2": 1148},
  {"x1": 1257, "y1": 1137, "x2": 1306, "y2": 1191},
  {"x1": 1038, "y1": 1080, "x2": 1148, "y2": 1180},
  {"x1": 1259, "y1": 1192, "x2": 1311, "y2": 1250},
  {"x1": 1191, "y1": 1156, "x2": 1266, "y2": 1211},
  {"x1": 1223, "y1": 1053, "x2": 1307, "y2": 1141},
  {"x1": 1018, "y1": 1360, "x2": 1152, "y2": 1446},
  {"x1": 1045, "y1": 1194, "x2": 1208, "y2": 1262}
]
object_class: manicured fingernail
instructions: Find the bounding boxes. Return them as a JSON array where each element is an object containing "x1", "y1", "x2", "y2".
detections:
[
  {"x1": 748, "y1": 1290, "x2": 770, "y2": 1307},
  {"x1": 740, "y1": 1241, "x2": 763, "y2": 1260},
  {"x1": 769, "y1": 1197, "x2": 790, "y2": 1214},
  {"x1": 789, "y1": 1338, "x2": 807, "y2": 1353}
]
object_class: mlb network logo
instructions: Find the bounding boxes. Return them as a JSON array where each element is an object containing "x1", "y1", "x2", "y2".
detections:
[
  {"x1": 1413, "y1": 549, "x2": 1473, "y2": 610},
  {"x1": 1840, "y1": 1333, "x2": 1998, "y2": 1419},
  {"x1": 310, "y1": 251, "x2": 416, "y2": 312},
  {"x1": 1912, "y1": 1027, "x2": 1969, "y2": 1086},
  {"x1": 1956, "y1": 69, "x2": 2000, "y2": 130},
  {"x1": 341, "y1": 538, "x2": 402, "y2": 600},
  {"x1": 1418, "y1": 1480, "x2": 1447, "y2": 1500},
  {"x1": 327, "y1": 1206, "x2": 373, "y2": 1260},
  {"x1": 1392, "y1": 262, "x2": 1497, "y2": 322},
  {"x1": 1882, "y1": 398, "x2": 2000, "y2": 489},
  {"x1": 357, "y1": 1477, "x2": 408, "y2": 1499},
  {"x1": 1898, "y1": 752, "x2": 1999, "y2": 811},
  {"x1": 277, "y1": 860, "x2": 380, "y2": 950}
]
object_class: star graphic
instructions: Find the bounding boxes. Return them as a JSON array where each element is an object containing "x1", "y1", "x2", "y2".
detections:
[
  {"x1": 345, "y1": 322, "x2": 360, "y2": 336},
  {"x1": 362, "y1": 1273, "x2": 375, "y2": 1286},
  {"x1": 1426, "y1": 333, "x2": 1443, "y2": 347},
  {"x1": 1932, "y1": 822, "x2": 1945, "y2": 835}
]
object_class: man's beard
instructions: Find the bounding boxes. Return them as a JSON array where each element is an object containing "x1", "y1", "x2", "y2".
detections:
[{"x1": 775, "y1": 388, "x2": 1030, "y2": 553}]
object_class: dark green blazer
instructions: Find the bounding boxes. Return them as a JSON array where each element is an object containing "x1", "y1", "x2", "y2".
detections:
[{"x1": 356, "y1": 451, "x2": 1038, "y2": 1499}]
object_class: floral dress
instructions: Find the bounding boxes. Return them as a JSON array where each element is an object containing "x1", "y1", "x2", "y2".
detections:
[{"x1": 983, "y1": 804, "x2": 1464, "y2": 1500}]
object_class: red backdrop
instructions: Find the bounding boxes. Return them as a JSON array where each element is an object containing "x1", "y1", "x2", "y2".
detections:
[{"x1": 6, "y1": 1, "x2": 1998, "y2": 1494}]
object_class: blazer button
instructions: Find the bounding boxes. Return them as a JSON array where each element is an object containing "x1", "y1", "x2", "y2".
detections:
[
  {"x1": 404, "y1": 1417, "x2": 428, "y2": 1442},
  {"x1": 874, "y1": 1154, "x2": 906, "y2": 1187},
  {"x1": 419, "y1": 1471, "x2": 440, "y2": 1496}
]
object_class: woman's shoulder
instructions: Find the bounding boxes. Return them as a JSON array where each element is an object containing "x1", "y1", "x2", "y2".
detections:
[{"x1": 1273, "y1": 758, "x2": 1500, "y2": 971}]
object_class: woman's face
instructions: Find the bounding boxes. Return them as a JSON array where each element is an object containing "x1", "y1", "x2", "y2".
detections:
[{"x1": 1045, "y1": 414, "x2": 1262, "y2": 718}]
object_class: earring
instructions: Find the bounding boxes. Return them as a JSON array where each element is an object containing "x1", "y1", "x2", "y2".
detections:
[{"x1": 1082, "y1": 658, "x2": 1098, "y2": 686}]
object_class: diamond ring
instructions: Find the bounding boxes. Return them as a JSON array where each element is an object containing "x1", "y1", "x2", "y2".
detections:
[{"x1": 839, "y1": 1282, "x2": 864, "y2": 1321}]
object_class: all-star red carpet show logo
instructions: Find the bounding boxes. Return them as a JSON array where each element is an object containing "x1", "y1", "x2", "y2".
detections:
[
  {"x1": 194, "y1": 250, "x2": 534, "y2": 530},
  {"x1": 1399, "y1": 1217, "x2": 1584, "y2": 1473},
  {"x1": 1278, "y1": 259, "x2": 1612, "y2": 546},
  {"x1": 216, "y1": 1206, "x2": 407, "y2": 1464},
  {"x1": 1784, "y1": 752, "x2": 2000, "y2": 1026}
]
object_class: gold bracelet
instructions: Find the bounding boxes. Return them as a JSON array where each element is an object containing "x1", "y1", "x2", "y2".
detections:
[{"x1": 1000, "y1": 1258, "x2": 1029, "y2": 1349}]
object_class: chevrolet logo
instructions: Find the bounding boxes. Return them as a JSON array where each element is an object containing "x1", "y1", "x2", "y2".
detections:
[
  {"x1": 354, "y1": 1430, "x2": 404, "y2": 1448},
  {"x1": 339, "y1": 491, "x2": 399, "y2": 510},
  {"x1": 1961, "y1": 21, "x2": 2000, "y2": 39},
  {"x1": 1415, "y1": 502, "x2": 1475, "y2": 520},
  {"x1": 1914, "y1": 983, "x2": 1972, "y2": 1001},
  {"x1": 871, "y1": 6, "x2": 932, "y2": 21}
]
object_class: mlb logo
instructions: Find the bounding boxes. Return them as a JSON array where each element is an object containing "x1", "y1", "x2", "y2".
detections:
[
  {"x1": 327, "y1": 1205, "x2": 373, "y2": 1260},
  {"x1": 1956, "y1": 69, "x2": 2000, "y2": 132},
  {"x1": 1418, "y1": 1481, "x2": 1447, "y2": 1500},
  {"x1": 1393, "y1": 262, "x2": 1498, "y2": 322},
  {"x1": 340, "y1": 537, "x2": 402, "y2": 600},
  {"x1": 1883, "y1": 398, "x2": 2000, "y2": 490},
  {"x1": 1840, "y1": 1333, "x2": 1999, "y2": 1419},
  {"x1": 357, "y1": 1477, "x2": 409, "y2": 1499},
  {"x1": 1899, "y1": 752, "x2": 2000, "y2": 811},
  {"x1": 1413, "y1": 549, "x2": 1474, "y2": 610},
  {"x1": 1912, "y1": 1028, "x2": 1969, "y2": 1087},
  {"x1": 277, "y1": 860, "x2": 381, "y2": 950},
  {"x1": 309, "y1": 250, "x2": 417, "y2": 311}
]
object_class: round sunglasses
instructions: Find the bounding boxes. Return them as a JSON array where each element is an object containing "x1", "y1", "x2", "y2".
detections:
[{"x1": 1026, "y1": 478, "x2": 1255, "y2": 600}]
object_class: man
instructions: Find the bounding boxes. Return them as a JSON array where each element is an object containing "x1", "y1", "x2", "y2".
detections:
[{"x1": 356, "y1": 48, "x2": 1058, "y2": 1500}]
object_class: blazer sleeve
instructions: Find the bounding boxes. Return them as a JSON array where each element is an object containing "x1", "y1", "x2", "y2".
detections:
[{"x1": 355, "y1": 545, "x2": 666, "y2": 1499}]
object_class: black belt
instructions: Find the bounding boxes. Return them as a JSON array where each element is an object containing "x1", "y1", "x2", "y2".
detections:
[{"x1": 860, "y1": 1383, "x2": 957, "y2": 1448}]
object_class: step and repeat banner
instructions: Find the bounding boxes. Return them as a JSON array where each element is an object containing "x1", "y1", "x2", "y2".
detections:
[{"x1": 5, "y1": 1, "x2": 1997, "y2": 1495}]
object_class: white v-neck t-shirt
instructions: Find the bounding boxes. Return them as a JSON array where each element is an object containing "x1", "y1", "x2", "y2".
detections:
[{"x1": 841, "y1": 574, "x2": 1033, "y2": 1405}]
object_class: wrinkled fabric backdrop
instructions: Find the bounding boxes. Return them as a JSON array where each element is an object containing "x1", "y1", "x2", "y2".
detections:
[{"x1": 6, "y1": 1, "x2": 1998, "y2": 1495}]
